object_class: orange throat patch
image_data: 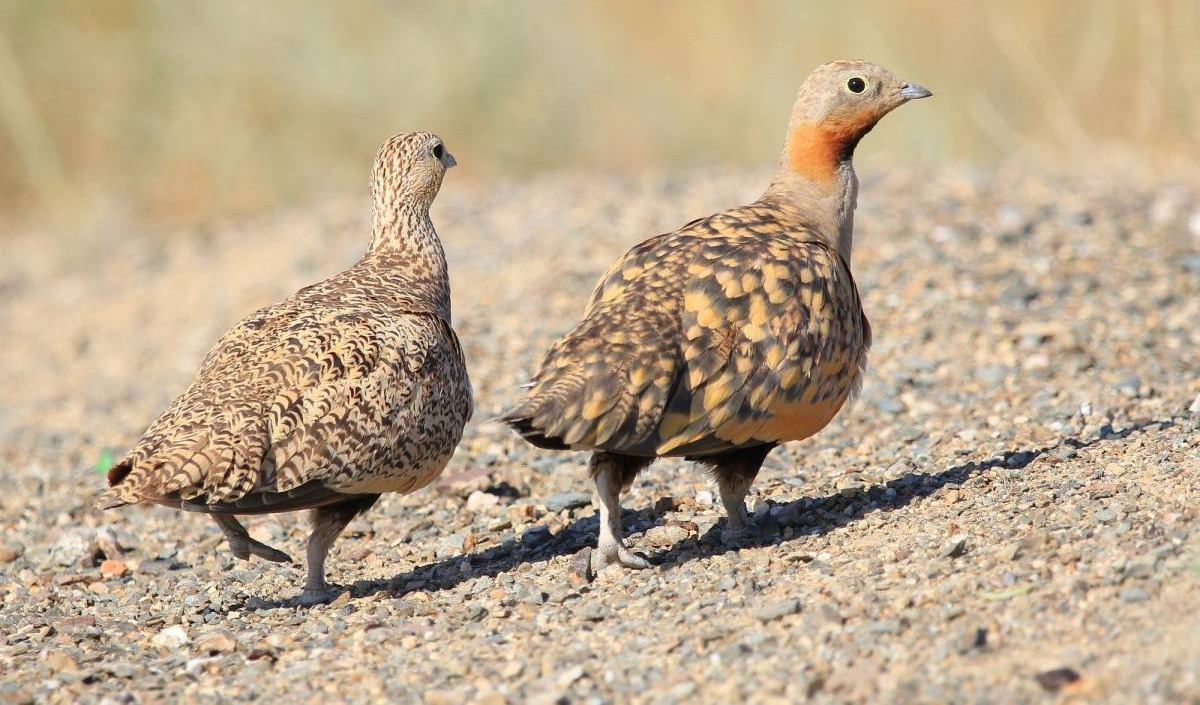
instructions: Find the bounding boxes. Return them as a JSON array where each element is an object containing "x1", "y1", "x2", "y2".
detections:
[{"x1": 786, "y1": 122, "x2": 859, "y2": 185}]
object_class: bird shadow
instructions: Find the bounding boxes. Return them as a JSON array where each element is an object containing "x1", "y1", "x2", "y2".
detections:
[{"x1": 240, "y1": 417, "x2": 1172, "y2": 610}]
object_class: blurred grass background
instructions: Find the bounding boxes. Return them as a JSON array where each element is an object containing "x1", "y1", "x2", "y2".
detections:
[{"x1": 0, "y1": 0, "x2": 1197, "y2": 239}]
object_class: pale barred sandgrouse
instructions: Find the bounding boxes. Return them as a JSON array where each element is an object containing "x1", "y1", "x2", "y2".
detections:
[{"x1": 98, "y1": 132, "x2": 473, "y2": 604}]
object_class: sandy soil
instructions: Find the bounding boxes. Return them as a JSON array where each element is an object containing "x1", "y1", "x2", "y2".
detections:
[{"x1": 1, "y1": 164, "x2": 1198, "y2": 703}]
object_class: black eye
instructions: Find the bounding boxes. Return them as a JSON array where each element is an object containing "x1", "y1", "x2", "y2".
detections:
[
  {"x1": 432, "y1": 143, "x2": 445, "y2": 159},
  {"x1": 847, "y1": 77, "x2": 866, "y2": 93}
]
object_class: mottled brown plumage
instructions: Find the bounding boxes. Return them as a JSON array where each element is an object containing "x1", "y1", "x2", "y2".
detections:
[
  {"x1": 98, "y1": 132, "x2": 472, "y2": 603},
  {"x1": 501, "y1": 61, "x2": 931, "y2": 574}
]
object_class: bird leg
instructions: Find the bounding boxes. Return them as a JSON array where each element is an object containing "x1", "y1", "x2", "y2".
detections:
[
  {"x1": 709, "y1": 445, "x2": 774, "y2": 544},
  {"x1": 300, "y1": 494, "x2": 380, "y2": 606},
  {"x1": 211, "y1": 514, "x2": 293, "y2": 564},
  {"x1": 589, "y1": 452, "x2": 652, "y2": 575}
]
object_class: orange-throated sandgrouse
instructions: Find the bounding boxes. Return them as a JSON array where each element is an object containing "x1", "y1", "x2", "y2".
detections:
[
  {"x1": 501, "y1": 61, "x2": 931, "y2": 574},
  {"x1": 98, "y1": 132, "x2": 473, "y2": 604}
]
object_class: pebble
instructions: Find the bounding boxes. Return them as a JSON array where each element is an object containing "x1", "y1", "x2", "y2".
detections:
[
  {"x1": 150, "y1": 626, "x2": 189, "y2": 649},
  {"x1": 941, "y1": 536, "x2": 968, "y2": 559},
  {"x1": 0, "y1": 542, "x2": 24, "y2": 563},
  {"x1": 1119, "y1": 587, "x2": 1149, "y2": 603},
  {"x1": 645, "y1": 524, "x2": 690, "y2": 547},
  {"x1": 99, "y1": 559, "x2": 128, "y2": 577},
  {"x1": 1035, "y1": 667, "x2": 1081, "y2": 692},
  {"x1": 755, "y1": 599, "x2": 802, "y2": 622},
  {"x1": 466, "y1": 490, "x2": 501, "y2": 512},
  {"x1": 194, "y1": 629, "x2": 238, "y2": 655},
  {"x1": 543, "y1": 491, "x2": 592, "y2": 513}
]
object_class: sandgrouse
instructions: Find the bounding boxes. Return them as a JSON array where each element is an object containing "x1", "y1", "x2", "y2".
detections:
[
  {"x1": 501, "y1": 61, "x2": 931, "y2": 574},
  {"x1": 97, "y1": 132, "x2": 473, "y2": 604}
]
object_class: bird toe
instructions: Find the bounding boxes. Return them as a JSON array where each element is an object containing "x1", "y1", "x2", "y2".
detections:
[
  {"x1": 589, "y1": 542, "x2": 651, "y2": 578},
  {"x1": 297, "y1": 587, "x2": 339, "y2": 607},
  {"x1": 247, "y1": 539, "x2": 293, "y2": 564}
]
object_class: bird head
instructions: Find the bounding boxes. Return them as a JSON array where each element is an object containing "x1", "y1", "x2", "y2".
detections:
[
  {"x1": 370, "y1": 132, "x2": 457, "y2": 220},
  {"x1": 782, "y1": 60, "x2": 931, "y2": 184}
]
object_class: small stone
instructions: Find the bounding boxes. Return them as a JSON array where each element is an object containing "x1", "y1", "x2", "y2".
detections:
[
  {"x1": 543, "y1": 491, "x2": 592, "y2": 513},
  {"x1": 1035, "y1": 667, "x2": 1081, "y2": 692},
  {"x1": 1119, "y1": 587, "x2": 1149, "y2": 603},
  {"x1": 55, "y1": 616, "x2": 97, "y2": 636},
  {"x1": 435, "y1": 466, "x2": 496, "y2": 497},
  {"x1": 941, "y1": 536, "x2": 968, "y2": 559},
  {"x1": 755, "y1": 598, "x2": 802, "y2": 622},
  {"x1": 954, "y1": 624, "x2": 987, "y2": 653},
  {"x1": 466, "y1": 490, "x2": 500, "y2": 512},
  {"x1": 1113, "y1": 375, "x2": 1142, "y2": 397},
  {"x1": 507, "y1": 504, "x2": 537, "y2": 523},
  {"x1": 99, "y1": 559, "x2": 128, "y2": 578},
  {"x1": 0, "y1": 542, "x2": 24, "y2": 563},
  {"x1": 874, "y1": 397, "x2": 907, "y2": 415},
  {"x1": 555, "y1": 665, "x2": 585, "y2": 688},
  {"x1": 104, "y1": 662, "x2": 138, "y2": 679},
  {"x1": 138, "y1": 559, "x2": 171, "y2": 575},
  {"x1": 93, "y1": 528, "x2": 125, "y2": 560},
  {"x1": 567, "y1": 547, "x2": 592, "y2": 586},
  {"x1": 50, "y1": 531, "x2": 94, "y2": 567},
  {"x1": 45, "y1": 650, "x2": 78, "y2": 672},
  {"x1": 194, "y1": 629, "x2": 238, "y2": 655},
  {"x1": 667, "y1": 682, "x2": 697, "y2": 698},
  {"x1": 654, "y1": 495, "x2": 681, "y2": 513},
  {"x1": 695, "y1": 490, "x2": 715, "y2": 506},
  {"x1": 151, "y1": 625, "x2": 189, "y2": 649},
  {"x1": 812, "y1": 603, "x2": 844, "y2": 627},
  {"x1": 577, "y1": 604, "x2": 607, "y2": 621},
  {"x1": 1189, "y1": 392, "x2": 1200, "y2": 415},
  {"x1": 645, "y1": 524, "x2": 690, "y2": 547},
  {"x1": 836, "y1": 475, "x2": 865, "y2": 497}
]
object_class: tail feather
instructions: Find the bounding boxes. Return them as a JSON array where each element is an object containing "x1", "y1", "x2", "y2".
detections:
[
  {"x1": 95, "y1": 458, "x2": 136, "y2": 510},
  {"x1": 496, "y1": 395, "x2": 572, "y2": 450},
  {"x1": 105, "y1": 457, "x2": 133, "y2": 488}
]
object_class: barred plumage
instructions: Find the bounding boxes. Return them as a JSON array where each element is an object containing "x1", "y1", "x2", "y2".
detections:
[{"x1": 98, "y1": 132, "x2": 472, "y2": 603}]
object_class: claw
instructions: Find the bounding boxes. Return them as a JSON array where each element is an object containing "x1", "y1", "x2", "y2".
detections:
[
  {"x1": 590, "y1": 542, "x2": 651, "y2": 577},
  {"x1": 247, "y1": 539, "x2": 293, "y2": 564},
  {"x1": 297, "y1": 587, "x2": 338, "y2": 607}
]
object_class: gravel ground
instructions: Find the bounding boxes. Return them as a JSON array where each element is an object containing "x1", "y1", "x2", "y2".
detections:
[{"x1": 1, "y1": 164, "x2": 1199, "y2": 703}]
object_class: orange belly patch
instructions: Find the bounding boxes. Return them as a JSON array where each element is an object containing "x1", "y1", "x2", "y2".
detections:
[{"x1": 715, "y1": 391, "x2": 849, "y2": 446}]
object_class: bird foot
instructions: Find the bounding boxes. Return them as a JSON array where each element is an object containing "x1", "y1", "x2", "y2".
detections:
[
  {"x1": 589, "y1": 540, "x2": 651, "y2": 578},
  {"x1": 217, "y1": 516, "x2": 294, "y2": 564},
  {"x1": 231, "y1": 537, "x2": 293, "y2": 564},
  {"x1": 719, "y1": 510, "x2": 762, "y2": 547},
  {"x1": 296, "y1": 585, "x2": 339, "y2": 607}
]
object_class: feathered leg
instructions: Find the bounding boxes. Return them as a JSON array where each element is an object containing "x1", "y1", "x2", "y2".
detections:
[
  {"x1": 589, "y1": 452, "x2": 653, "y2": 575},
  {"x1": 301, "y1": 494, "x2": 380, "y2": 605},
  {"x1": 706, "y1": 444, "x2": 774, "y2": 543},
  {"x1": 211, "y1": 514, "x2": 293, "y2": 563}
]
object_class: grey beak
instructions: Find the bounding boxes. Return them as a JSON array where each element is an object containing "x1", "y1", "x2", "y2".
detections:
[
  {"x1": 444, "y1": 150, "x2": 458, "y2": 168},
  {"x1": 899, "y1": 82, "x2": 932, "y2": 100}
]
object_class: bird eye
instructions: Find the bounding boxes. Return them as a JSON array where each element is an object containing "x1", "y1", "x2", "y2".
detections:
[
  {"x1": 432, "y1": 143, "x2": 445, "y2": 160},
  {"x1": 847, "y1": 77, "x2": 866, "y2": 94}
]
